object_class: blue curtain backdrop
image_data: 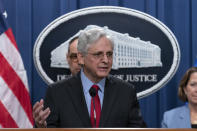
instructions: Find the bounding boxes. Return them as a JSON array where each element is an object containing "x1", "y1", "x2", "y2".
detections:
[{"x1": 1, "y1": 0, "x2": 197, "y2": 128}]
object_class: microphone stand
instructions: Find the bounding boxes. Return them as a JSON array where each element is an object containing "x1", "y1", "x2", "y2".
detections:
[
  {"x1": 92, "y1": 97, "x2": 96, "y2": 127},
  {"x1": 89, "y1": 87, "x2": 97, "y2": 127}
]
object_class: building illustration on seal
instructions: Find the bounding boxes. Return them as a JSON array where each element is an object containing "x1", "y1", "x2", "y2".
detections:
[{"x1": 50, "y1": 25, "x2": 162, "y2": 69}]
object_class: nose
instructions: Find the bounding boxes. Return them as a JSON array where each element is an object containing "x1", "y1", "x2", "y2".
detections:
[{"x1": 101, "y1": 54, "x2": 109, "y2": 63}]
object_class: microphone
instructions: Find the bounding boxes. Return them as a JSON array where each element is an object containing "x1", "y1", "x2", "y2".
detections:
[{"x1": 89, "y1": 87, "x2": 97, "y2": 97}]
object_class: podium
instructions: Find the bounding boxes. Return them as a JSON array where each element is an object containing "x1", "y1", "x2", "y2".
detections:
[{"x1": 0, "y1": 129, "x2": 194, "y2": 131}]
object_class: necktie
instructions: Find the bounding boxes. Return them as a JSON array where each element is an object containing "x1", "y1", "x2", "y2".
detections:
[{"x1": 90, "y1": 85, "x2": 101, "y2": 127}]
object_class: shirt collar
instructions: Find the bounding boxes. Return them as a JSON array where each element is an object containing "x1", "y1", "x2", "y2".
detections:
[{"x1": 80, "y1": 69, "x2": 105, "y2": 94}]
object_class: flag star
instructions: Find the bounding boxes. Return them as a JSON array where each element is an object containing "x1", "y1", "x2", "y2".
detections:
[{"x1": 3, "y1": 11, "x2": 7, "y2": 19}]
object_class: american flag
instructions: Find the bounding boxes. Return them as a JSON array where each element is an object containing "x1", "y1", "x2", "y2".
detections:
[{"x1": 0, "y1": 0, "x2": 33, "y2": 128}]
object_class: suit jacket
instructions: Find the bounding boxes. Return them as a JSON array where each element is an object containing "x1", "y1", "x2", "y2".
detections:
[
  {"x1": 161, "y1": 104, "x2": 191, "y2": 128},
  {"x1": 44, "y1": 73, "x2": 146, "y2": 128}
]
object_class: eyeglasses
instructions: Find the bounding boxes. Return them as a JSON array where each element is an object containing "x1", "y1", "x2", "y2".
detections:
[
  {"x1": 88, "y1": 51, "x2": 113, "y2": 60},
  {"x1": 69, "y1": 53, "x2": 78, "y2": 62}
]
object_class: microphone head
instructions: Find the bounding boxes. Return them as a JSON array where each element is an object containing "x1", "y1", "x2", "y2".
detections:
[{"x1": 89, "y1": 87, "x2": 97, "y2": 97}]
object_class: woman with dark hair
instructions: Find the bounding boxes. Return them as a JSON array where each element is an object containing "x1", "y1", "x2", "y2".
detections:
[{"x1": 161, "y1": 67, "x2": 197, "y2": 128}]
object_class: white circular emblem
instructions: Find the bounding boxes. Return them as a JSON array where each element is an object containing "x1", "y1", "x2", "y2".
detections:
[{"x1": 34, "y1": 6, "x2": 180, "y2": 99}]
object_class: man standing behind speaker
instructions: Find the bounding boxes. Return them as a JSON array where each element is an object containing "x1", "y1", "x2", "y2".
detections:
[
  {"x1": 66, "y1": 36, "x2": 81, "y2": 76},
  {"x1": 33, "y1": 27, "x2": 146, "y2": 128}
]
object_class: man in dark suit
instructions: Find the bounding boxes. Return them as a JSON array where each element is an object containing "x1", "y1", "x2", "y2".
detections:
[{"x1": 33, "y1": 27, "x2": 146, "y2": 128}]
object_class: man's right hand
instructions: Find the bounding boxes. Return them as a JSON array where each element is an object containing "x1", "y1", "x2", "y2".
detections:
[{"x1": 33, "y1": 99, "x2": 51, "y2": 128}]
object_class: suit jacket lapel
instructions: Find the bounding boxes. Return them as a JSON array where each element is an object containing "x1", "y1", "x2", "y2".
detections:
[
  {"x1": 67, "y1": 73, "x2": 91, "y2": 127},
  {"x1": 99, "y1": 76, "x2": 117, "y2": 127}
]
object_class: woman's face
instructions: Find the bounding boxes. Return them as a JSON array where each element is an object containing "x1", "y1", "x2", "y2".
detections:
[{"x1": 184, "y1": 72, "x2": 197, "y2": 105}]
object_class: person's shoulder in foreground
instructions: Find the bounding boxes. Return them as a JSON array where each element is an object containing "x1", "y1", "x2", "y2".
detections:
[{"x1": 161, "y1": 104, "x2": 190, "y2": 128}]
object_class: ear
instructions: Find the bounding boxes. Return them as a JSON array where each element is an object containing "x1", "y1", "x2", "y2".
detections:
[{"x1": 77, "y1": 52, "x2": 85, "y2": 65}]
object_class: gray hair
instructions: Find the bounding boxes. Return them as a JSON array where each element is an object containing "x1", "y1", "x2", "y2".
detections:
[{"x1": 77, "y1": 27, "x2": 114, "y2": 55}]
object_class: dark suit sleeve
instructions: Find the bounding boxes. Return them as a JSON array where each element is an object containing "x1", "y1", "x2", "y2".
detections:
[
  {"x1": 128, "y1": 85, "x2": 147, "y2": 127},
  {"x1": 44, "y1": 85, "x2": 60, "y2": 127}
]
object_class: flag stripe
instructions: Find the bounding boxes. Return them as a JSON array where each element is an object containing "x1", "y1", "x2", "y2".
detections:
[
  {"x1": 0, "y1": 53, "x2": 34, "y2": 125},
  {"x1": 0, "y1": 2, "x2": 33, "y2": 127},
  {"x1": 5, "y1": 28, "x2": 18, "y2": 50},
  {"x1": 0, "y1": 77, "x2": 32, "y2": 128},
  {"x1": 0, "y1": 32, "x2": 28, "y2": 90},
  {"x1": 0, "y1": 101, "x2": 18, "y2": 128}
]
